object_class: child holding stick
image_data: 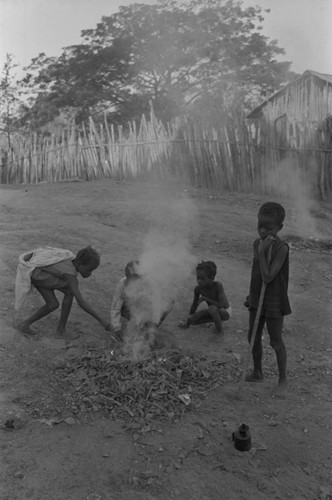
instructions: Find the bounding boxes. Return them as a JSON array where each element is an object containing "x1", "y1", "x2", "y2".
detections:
[{"x1": 244, "y1": 202, "x2": 291, "y2": 399}]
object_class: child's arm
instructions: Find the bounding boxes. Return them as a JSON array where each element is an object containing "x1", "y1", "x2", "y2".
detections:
[
  {"x1": 110, "y1": 281, "x2": 125, "y2": 333},
  {"x1": 64, "y1": 274, "x2": 109, "y2": 328},
  {"x1": 179, "y1": 288, "x2": 200, "y2": 328},
  {"x1": 189, "y1": 288, "x2": 200, "y2": 315},
  {"x1": 258, "y1": 239, "x2": 288, "y2": 284}
]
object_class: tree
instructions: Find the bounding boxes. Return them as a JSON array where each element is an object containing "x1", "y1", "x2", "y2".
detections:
[
  {"x1": 0, "y1": 54, "x2": 22, "y2": 147},
  {"x1": 78, "y1": 0, "x2": 298, "y2": 123},
  {"x1": 19, "y1": 38, "x2": 134, "y2": 131},
  {"x1": 19, "y1": 0, "x2": 298, "y2": 129}
]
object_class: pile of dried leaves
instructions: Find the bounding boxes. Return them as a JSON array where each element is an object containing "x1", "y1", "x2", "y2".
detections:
[{"x1": 54, "y1": 349, "x2": 238, "y2": 424}]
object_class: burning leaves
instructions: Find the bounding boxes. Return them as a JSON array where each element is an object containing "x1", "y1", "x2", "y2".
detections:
[{"x1": 53, "y1": 349, "x2": 238, "y2": 426}]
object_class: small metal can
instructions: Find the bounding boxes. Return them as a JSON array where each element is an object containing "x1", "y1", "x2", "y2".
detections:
[{"x1": 232, "y1": 423, "x2": 252, "y2": 451}]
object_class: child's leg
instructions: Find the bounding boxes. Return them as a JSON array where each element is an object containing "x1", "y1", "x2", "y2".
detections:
[
  {"x1": 219, "y1": 308, "x2": 231, "y2": 321},
  {"x1": 190, "y1": 307, "x2": 230, "y2": 328},
  {"x1": 208, "y1": 305, "x2": 224, "y2": 334},
  {"x1": 210, "y1": 307, "x2": 231, "y2": 335},
  {"x1": 245, "y1": 310, "x2": 266, "y2": 381},
  {"x1": 208, "y1": 307, "x2": 231, "y2": 340},
  {"x1": 179, "y1": 309, "x2": 214, "y2": 329},
  {"x1": 187, "y1": 309, "x2": 212, "y2": 326},
  {"x1": 55, "y1": 290, "x2": 74, "y2": 338},
  {"x1": 18, "y1": 287, "x2": 59, "y2": 334},
  {"x1": 121, "y1": 302, "x2": 131, "y2": 321},
  {"x1": 265, "y1": 317, "x2": 287, "y2": 398}
]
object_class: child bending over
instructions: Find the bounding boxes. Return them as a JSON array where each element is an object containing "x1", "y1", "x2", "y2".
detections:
[
  {"x1": 179, "y1": 261, "x2": 231, "y2": 342},
  {"x1": 16, "y1": 246, "x2": 110, "y2": 340},
  {"x1": 110, "y1": 260, "x2": 173, "y2": 342},
  {"x1": 245, "y1": 202, "x2": 291, "y2": 399}
]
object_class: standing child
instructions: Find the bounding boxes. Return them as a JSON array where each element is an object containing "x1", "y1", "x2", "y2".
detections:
[
  {"x1": 245, "y1": 202, "x2": 291, "y2": 399},
  {"x1": 179, "y1": 260, "x2": 231, "y2": 342},
  {"x1": 15, "y1": 246, "x2": 110, "y2": 340}
]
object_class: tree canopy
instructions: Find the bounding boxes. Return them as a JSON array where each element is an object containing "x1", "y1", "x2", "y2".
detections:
[
  {"x1": 16, "y1": 0, "x2": 298, "y2": 131},
  {"x1": 0, "y1": 54, "x2": 23, "y2": 145}
]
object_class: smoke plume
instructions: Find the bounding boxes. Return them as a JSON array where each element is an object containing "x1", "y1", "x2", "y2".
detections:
[{"x1": 123, "y1": 194, "x2": 197, "y2": 360}]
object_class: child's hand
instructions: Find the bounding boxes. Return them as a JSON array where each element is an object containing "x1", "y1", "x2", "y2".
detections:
[
  {"x1": 244, "y1": 296, "x2": 250, "y2": 308},
  {"x1": 258, "y1": 235, "x2": 275, "y2": 255}
]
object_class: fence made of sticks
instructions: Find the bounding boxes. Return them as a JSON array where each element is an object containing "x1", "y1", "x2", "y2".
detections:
[{"x1": 1, "y1": 109, "x2": 331, "y2": 199}]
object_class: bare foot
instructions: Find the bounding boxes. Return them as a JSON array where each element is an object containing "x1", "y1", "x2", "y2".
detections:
[
  {"x1": 55, "y1": 330, "x2": 79, "y2": 341},
  {"x1": 271, "y1": 381, "x2": 287, "y2": 399},
  {"x1": 17, "y1": 322, "x2": 38, "y2": 337},
  {"x1": 245, "y1": 371, "x2": 264, "y2": 382}
]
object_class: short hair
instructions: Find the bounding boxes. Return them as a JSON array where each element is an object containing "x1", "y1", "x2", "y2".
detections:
[
  {"x1": 258, "y1": 202, "x2": 286, "y2": 225},
  {"x1": 76, "y1": 246, "x2": 100, "y2": 269},
  {"x1": 196, "y1": 260, "x2": 217, "y2": 279},
  {"x1": 125, "y1": 260, "x2": 140, "y2": 278}
]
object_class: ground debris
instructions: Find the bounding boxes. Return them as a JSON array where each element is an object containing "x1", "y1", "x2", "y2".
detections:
[
  {"x1": 51, "y1": 348, "x2": 238, "y2": 427},
  {"x1": 1, "y1": 410, "x2": 27, "y2": 431},
  {"x1": 285, "y1": 235, "x2": 332, "y2": 253},
  {"x1": 319, "y1": 485, "x2": 332, "y2": 500}
]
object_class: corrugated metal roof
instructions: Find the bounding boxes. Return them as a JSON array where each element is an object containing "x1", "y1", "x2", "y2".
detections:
[
  {"x1": 246, "y1": 70, "x2": 332, "y2": 119},
  {"x1": 309, "y1": 70, "x2": 332, "y2": 84}
]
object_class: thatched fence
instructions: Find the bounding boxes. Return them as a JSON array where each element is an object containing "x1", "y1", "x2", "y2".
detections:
[{"x1": 1, "y1": 108, "x2": 332, "y2": 199}]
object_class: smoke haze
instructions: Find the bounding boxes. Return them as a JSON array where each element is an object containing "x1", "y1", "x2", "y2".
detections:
[
  {"x1": 123, "y1": 192, "x2": 197, "y2": 360},
  {"x1": 264, "y1": 159, "x2": 321, "y2": 238}
]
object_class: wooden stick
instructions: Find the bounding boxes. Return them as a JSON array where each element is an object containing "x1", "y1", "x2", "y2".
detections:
[{"x1": 237, "y1": 243, "x2": 273, "y2": 397}]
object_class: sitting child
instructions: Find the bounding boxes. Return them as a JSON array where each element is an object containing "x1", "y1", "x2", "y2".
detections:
[
  {"x1": 15, "y1": 246, "x2": 110, "y2": 340},
  {"x1": 179, "y1": 260, "x2": 231, "y2": 342},
  {"x1": 110, "y1": 260, "x2": 173, "y2": 343}
]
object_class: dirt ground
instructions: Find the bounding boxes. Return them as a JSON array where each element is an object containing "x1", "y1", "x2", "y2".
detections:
[{"x1": 0, "y1": 178, "x2": 332, "y2": 500}]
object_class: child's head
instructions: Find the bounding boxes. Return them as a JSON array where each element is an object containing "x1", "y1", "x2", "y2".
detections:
[
  {"x1": 75, "y1": 246, "x2": 100, "y2": 278},
  {"x1": 125, "y1": 260, "x2": 140, "y2": 280},
  {"x1": 257, "y1": 202, "x2": 286, "y2": 239},
  {"x1": 196, "y1": 260, "x2": 217, "y2": 286}
]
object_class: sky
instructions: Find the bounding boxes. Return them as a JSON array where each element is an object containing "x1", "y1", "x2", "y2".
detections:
[{"x1": 0, "y1": 0, "x2": 331, "y2": 76}]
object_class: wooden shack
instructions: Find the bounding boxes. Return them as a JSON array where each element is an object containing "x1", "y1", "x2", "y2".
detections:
[{"x1": 246, "y1": 70, "x2": 332, "y2": 198}]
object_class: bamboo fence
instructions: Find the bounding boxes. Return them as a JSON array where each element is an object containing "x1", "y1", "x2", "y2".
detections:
[{"x1": 0, "y1": 107, "x2": 331, "y2": 199}]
